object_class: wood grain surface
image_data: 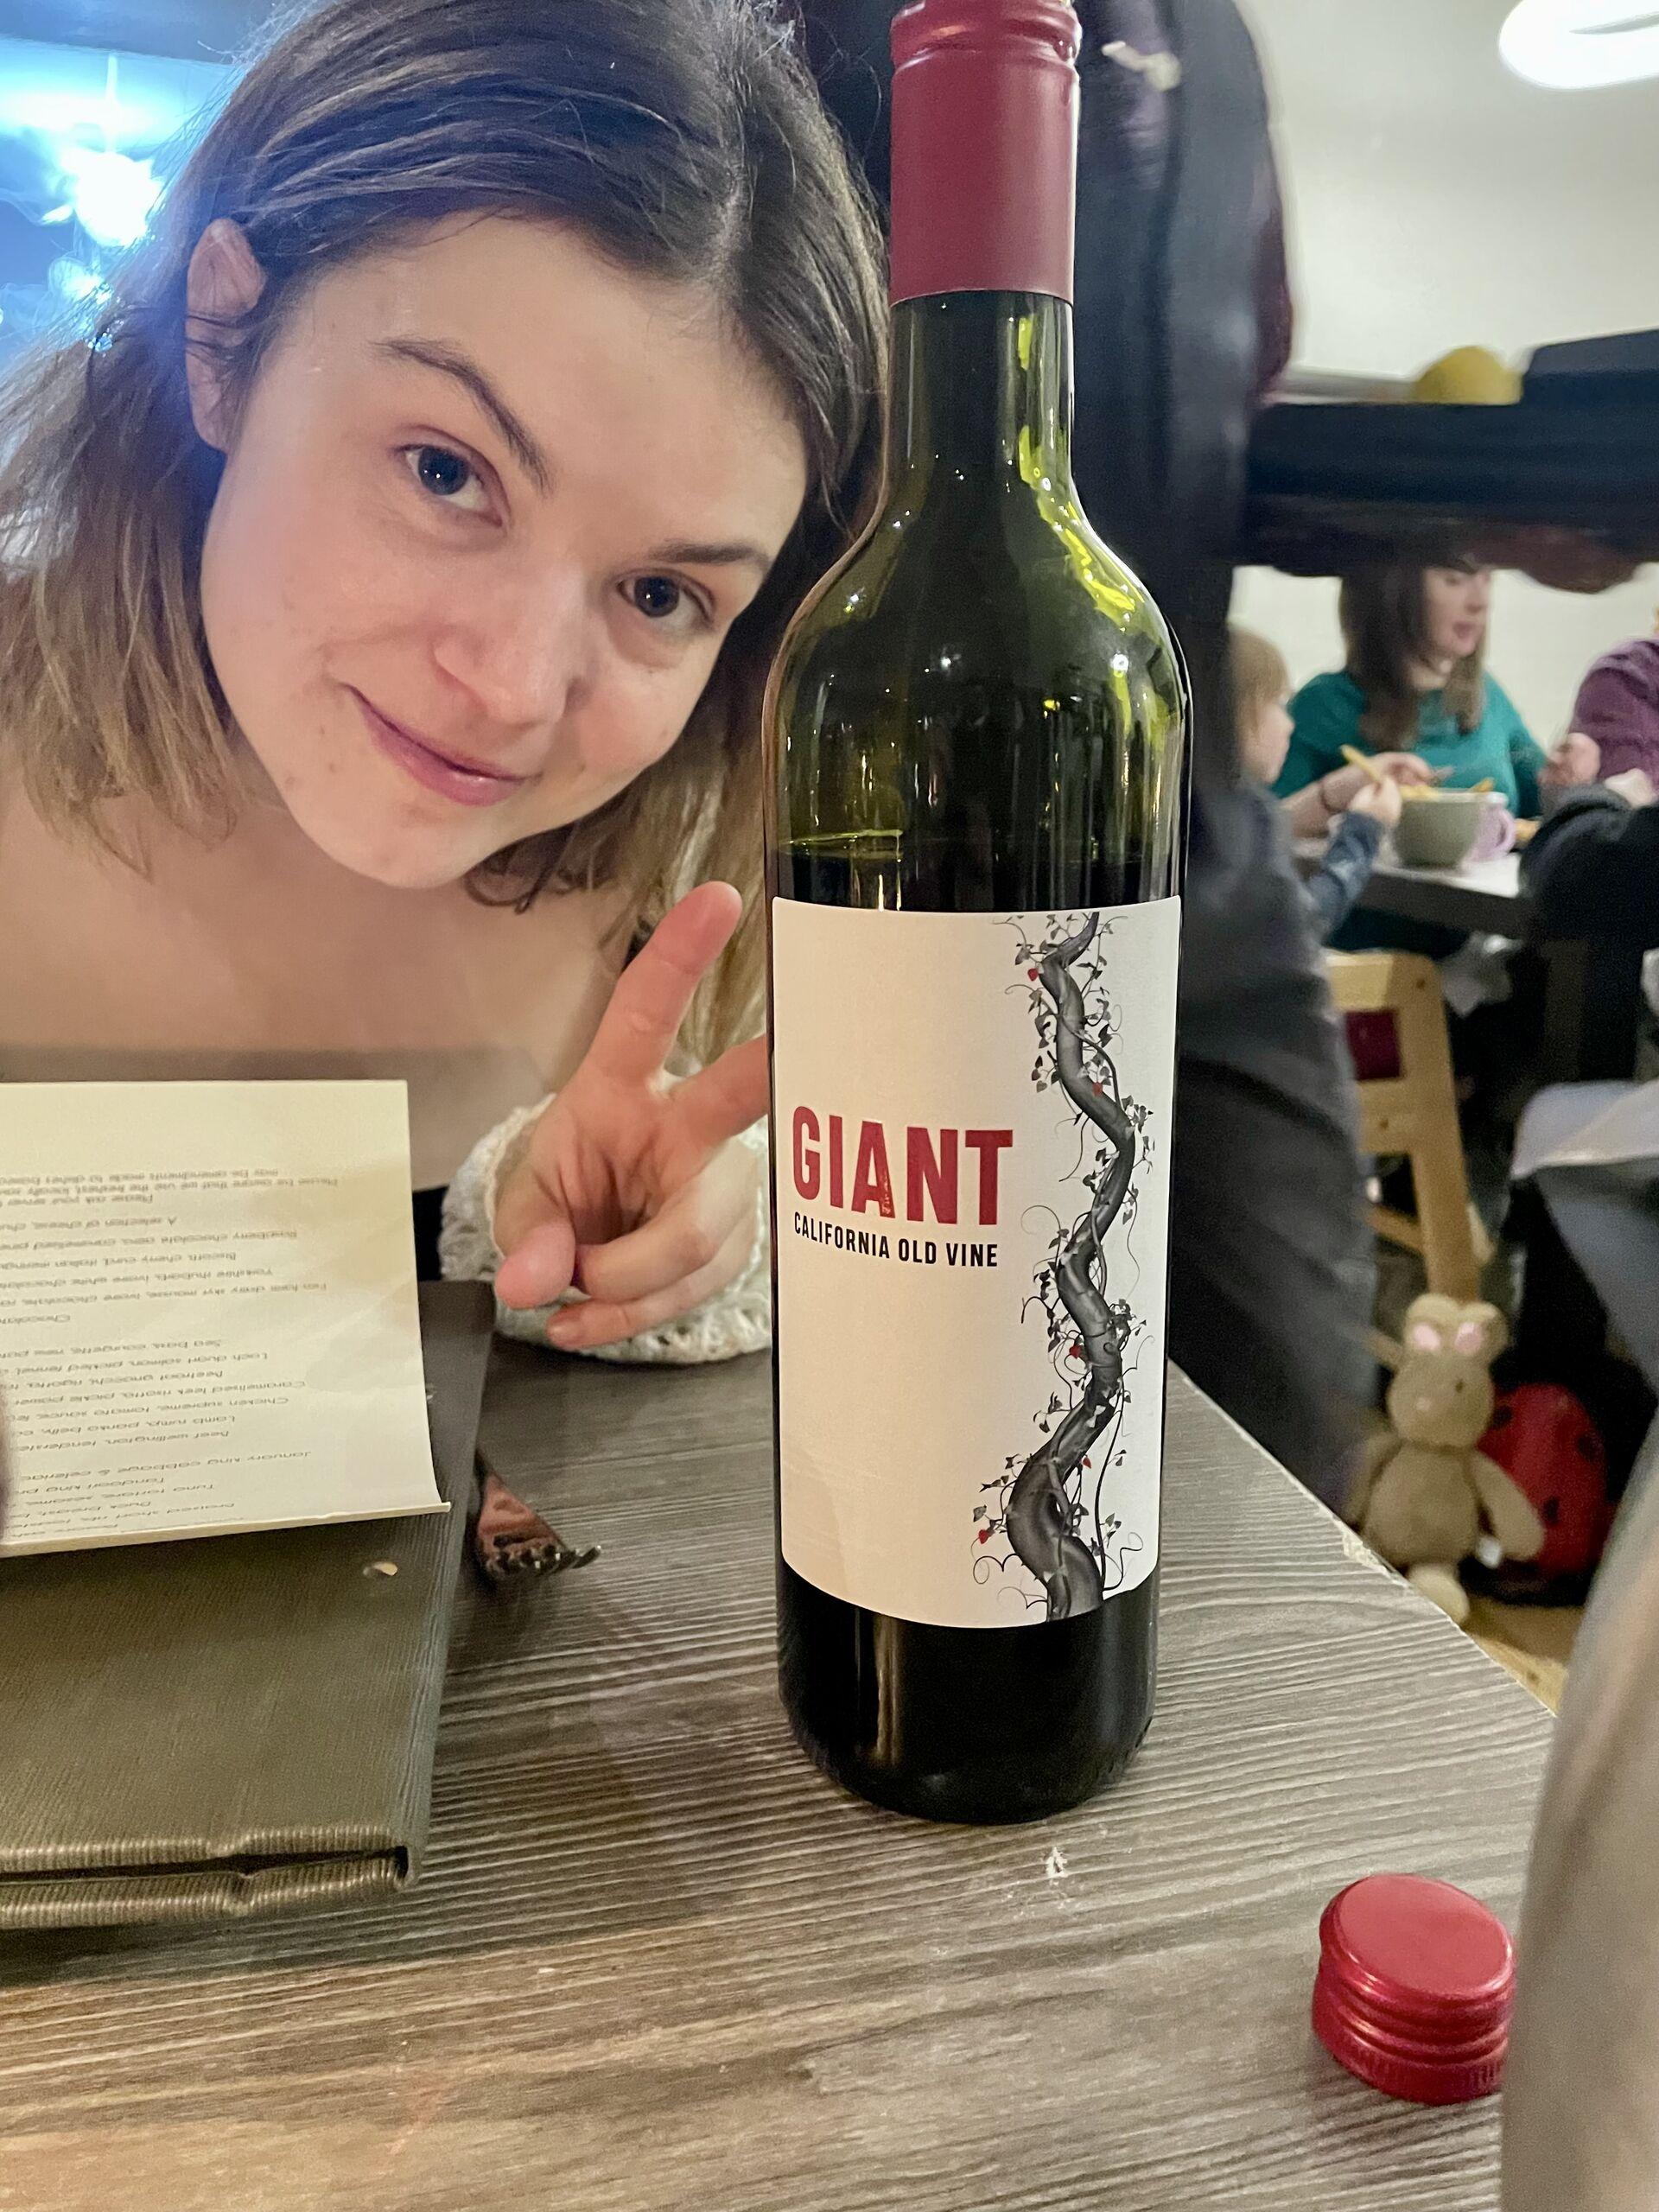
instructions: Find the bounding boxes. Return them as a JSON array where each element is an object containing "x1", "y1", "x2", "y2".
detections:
[{"x1": 0, "y1": 1351, "x2": 1552, "y2": 2212}]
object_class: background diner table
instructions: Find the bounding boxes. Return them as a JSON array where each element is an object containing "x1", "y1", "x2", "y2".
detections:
[
  {"x1": 1294, "y1": 836, "x2": 1647, "y2": 1083},
  {"x1": 0, "y1": 1344, "x2": 1552, "y2": 2212}
]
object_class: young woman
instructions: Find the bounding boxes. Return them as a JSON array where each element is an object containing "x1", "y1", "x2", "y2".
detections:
[
  {"x1": 0, "y1": 0, "x2": 885, "y2": 1365},
  {"x1": 1277, "y1": 559, "x2": 1550, "y2": 814}
]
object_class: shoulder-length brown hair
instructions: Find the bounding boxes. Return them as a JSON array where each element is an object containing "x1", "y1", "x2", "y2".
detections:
[
  {"x1": 0, "y1": 0, "x2": 887, "y2": 1062},
  {"x1": 1338, "y1": 560, "x2": 1486, "y2": 753}
]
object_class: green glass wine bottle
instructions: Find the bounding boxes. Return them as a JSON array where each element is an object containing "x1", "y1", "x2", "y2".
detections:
[{"x1": 764, "y1": 0, "x2": 1186, "y2": 1822}]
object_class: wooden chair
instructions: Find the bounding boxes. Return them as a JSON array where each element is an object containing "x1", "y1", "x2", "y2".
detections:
[{"x1": 1327, "y1": 953, "x2": 1488, "y2": 1358}]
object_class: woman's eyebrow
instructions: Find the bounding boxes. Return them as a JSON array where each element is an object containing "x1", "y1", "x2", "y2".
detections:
[
  {"x1": 375, "y1": 336, "x2": 551, "y2": 493},
  {"x1": 648, "y1": 539, "x2": 772, "y2": 578}
]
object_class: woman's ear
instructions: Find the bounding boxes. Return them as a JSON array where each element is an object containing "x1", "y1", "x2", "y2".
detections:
[{"x1": 185, "y1": 219, "x2": 266, "y2": 450}]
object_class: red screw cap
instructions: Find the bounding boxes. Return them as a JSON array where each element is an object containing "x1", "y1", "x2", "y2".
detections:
[{"x1": 1313, "y1": 1875, "x2": 1516, "y2": 2105}]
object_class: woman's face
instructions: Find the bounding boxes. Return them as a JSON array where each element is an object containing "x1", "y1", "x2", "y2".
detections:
[
  {"x1": 1421, "y1": 565, "x2": 1492, "y2": 670},
  {"x1": 193, "y1": 216, "x2": 809, "y2": 890}
]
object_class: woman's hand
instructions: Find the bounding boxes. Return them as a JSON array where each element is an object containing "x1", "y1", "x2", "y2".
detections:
[
  {"x1": 493, "y1": 882, "x2": 767, "y2": 1351},
  {"x1": 1540, "y1": 731, "x2": 1601, "y2": 791}
]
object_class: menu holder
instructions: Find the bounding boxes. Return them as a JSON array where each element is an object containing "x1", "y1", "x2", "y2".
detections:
[{"x1": 0, "y1": 1280, "x2": 493, "y2": 1930}]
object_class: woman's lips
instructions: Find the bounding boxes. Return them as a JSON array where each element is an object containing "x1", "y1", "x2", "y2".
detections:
[{"x1": 353, "y1": 691, "x2": 530, "y2": 810}]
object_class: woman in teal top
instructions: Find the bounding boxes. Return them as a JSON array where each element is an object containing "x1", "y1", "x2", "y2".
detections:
[
  {"x1": 1276, "y1": 559, "x2": 1547, "y2": 817},
  {"x1": 1283, "y1": 664, "x2": 1542, "y2": 815},
  {"x1": 1274, "y1": 558, "x2": 1579, "y2": 954}
]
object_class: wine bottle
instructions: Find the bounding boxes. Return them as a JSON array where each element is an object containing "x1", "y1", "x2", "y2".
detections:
[{"x1": 763, "y1": 0, "x2": 1185, "y2": 1822}]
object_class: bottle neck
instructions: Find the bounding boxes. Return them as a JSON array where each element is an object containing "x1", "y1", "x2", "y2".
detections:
[{"x1": 890, "y1": 291, "x2": 1075, "y2": 501}]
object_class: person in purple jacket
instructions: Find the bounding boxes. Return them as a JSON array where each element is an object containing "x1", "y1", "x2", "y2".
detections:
[{"x1": 1569, "y1": 620, "x2": 1659, "y2": 785}]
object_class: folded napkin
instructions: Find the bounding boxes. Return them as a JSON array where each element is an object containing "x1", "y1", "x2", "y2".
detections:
[{"x1": 0, "y1": 1279, "x2": 493, "y2": 1930}]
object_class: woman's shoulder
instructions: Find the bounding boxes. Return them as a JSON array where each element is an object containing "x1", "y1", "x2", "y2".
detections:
[
  {"x1": 1287, "y1": 669, "x2": 1363, "y2": 749},
  {"x1": 1289, "y1": 669, "x2": 1363, "y2": 716},
  {"x1": 1273, "y1": 670, "x2": 1361, "y2": 795}
]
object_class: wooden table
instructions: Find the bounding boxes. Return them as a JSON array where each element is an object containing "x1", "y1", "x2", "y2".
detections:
[
  {"x1": 1294, "y1": 839, "x2": 1644, "y2": 1082},
  {"x1": 0, "y1": 1351, "x2": 1553, "y2": 2212}
]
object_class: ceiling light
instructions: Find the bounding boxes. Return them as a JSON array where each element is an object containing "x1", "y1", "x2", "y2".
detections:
[
  {"x1": 0, "y1": 37, "x2": 225, "y2": 145},
  {"x1": 1500, "y1": 0, "x2": 1659, "y2": 89},
  {"x1": 54, "y1": 145, "x2": 162, "y2": 249}
]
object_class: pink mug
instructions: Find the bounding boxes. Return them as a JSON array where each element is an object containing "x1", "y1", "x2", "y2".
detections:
[{"x1": 1468, "y1": 798, "x2": 1516, "y2": 862}]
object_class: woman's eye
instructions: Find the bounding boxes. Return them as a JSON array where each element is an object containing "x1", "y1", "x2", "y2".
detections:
[
  {"x1": 402, "y1": 444, "x2": 491, "y2": 516},
  {"x1": 623, "y1": 575, "x2": 708, "y2": 635}
]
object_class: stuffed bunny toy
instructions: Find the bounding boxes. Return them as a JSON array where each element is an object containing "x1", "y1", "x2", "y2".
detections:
[{"x1": 1351, "y1": 1294, "x2": 1546, "y2": 1623}]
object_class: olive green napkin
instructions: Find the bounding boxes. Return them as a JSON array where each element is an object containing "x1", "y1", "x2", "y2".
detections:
[{"x1": 0, "y1": 1279, "x2": 492, "y2": 1930}]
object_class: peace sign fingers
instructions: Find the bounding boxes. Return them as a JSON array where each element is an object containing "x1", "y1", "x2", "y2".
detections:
[{"x1": 581, "y1": 883, "x2": 745, "y2": 1092}]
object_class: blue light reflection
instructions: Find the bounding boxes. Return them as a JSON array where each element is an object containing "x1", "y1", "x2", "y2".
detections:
[{"x1": 0, "y1": 35, "x2": 232, "y2": 353}]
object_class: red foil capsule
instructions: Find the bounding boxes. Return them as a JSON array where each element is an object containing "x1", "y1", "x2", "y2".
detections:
[
  {"x1": 889, "y1": 0, "x2": 1081, "y2": 305},
  {"x1": 1313, "y1": 1875, "x2": 1516, "y2": 2105}
]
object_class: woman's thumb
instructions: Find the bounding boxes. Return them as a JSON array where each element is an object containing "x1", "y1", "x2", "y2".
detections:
[{"x1": 495, "y1": 1213, "x2": 579, "y2": 1312}]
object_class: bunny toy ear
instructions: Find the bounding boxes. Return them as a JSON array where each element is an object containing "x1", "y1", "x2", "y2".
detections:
[
  {"x1": 1408, "y1": 1319, "x2": 1446, "y2": 1352},
  {"x1": 1453, "y1": 1319, "x2": 1486, "y2": 1355}
]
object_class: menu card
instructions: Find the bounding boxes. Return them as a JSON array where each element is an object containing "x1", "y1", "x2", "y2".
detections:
[{"x1": 0, "y1": 1081, "x2": 446, "y2": 1555}]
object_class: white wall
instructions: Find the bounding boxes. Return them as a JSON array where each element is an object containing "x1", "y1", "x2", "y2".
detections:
[{"x1": 1233, "y1": 0, "x2": 1659, "y2": 743}]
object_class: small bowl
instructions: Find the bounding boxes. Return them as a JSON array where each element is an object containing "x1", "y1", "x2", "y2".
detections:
[{"x1": 1392, "y1": 788, "x2": 1491, "y2": 868}]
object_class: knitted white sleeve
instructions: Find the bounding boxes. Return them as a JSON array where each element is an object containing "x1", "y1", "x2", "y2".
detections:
[{"x1": 438, "y1": 1096, "x2": 772, "y2": 1365}]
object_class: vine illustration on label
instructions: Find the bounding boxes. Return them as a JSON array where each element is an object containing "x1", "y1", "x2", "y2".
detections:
[{"x1": 974, "y1": 912, "x2": 1153, "y2": 1621}]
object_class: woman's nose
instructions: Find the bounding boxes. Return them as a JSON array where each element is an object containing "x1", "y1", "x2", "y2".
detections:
[{"x1": 429, "y1": 566, "x2": 592, "y2": 732}]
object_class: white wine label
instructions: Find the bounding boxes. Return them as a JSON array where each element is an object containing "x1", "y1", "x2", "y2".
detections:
[{"x1": 771, "y1": 895, "x2": 1179, "y2": 1630}]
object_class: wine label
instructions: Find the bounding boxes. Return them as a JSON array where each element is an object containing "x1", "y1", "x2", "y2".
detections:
[{"x1": 772, "y1": 896, "x2": 1179, "y2": 1630}]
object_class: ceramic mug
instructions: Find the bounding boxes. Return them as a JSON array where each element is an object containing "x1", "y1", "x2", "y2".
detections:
[
  {"x1": 1469, "y1": 798, "x2": 1517, "y2": 862},
  {"x1": 1393, "y1": 789, "x2": 1512, "y2": 868}
]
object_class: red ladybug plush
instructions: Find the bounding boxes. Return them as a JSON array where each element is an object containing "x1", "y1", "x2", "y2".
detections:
[{"x1": 1478, "y1": 1386, "x2": 1612, "y2": 1583}]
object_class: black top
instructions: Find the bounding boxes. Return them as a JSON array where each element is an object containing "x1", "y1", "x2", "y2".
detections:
[{"x1": 1523, "y1": 787, "x2": 1659, "y2": 946}]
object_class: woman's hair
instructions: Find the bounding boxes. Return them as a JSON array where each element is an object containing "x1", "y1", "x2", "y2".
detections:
[
  {"x1": 1226, "y1": 626, "x2": 1288, "y2": 754},
  {"x1": 0, "y1": 0, "x2": 887, "y2": 1060},
  {"x1": 1338, "y1": 559, "x2": 1485, "y2": 753}
]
